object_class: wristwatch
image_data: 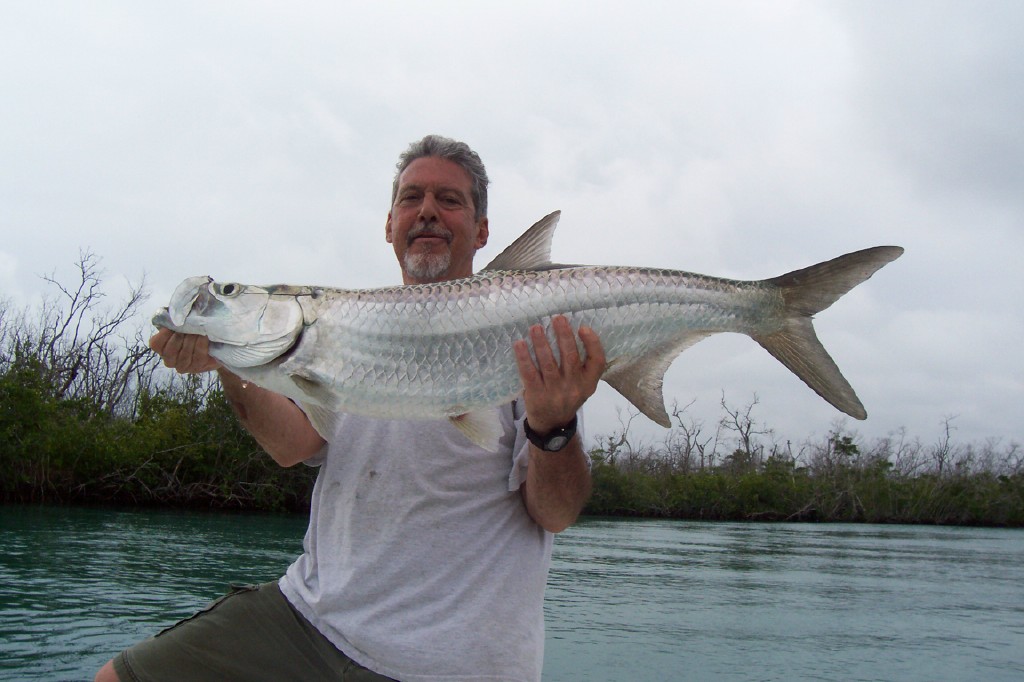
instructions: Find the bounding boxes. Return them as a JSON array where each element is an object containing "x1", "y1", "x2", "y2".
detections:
[{"x1": 524, "y1": 416, "x2": 578, "y2": 452}]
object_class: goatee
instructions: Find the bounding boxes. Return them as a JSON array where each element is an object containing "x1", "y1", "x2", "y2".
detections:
[{"x1": 404, "y1": 251, "x2": 451, "y2": 281}]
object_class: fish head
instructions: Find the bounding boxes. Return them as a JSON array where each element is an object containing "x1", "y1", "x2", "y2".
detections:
[{"x1": 152, "y1": 276, "x2": 306, "y2": 368}]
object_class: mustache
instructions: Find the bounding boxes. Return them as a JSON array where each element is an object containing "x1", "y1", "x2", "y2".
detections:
[{"x1": 407, "y1": 224, "x2": 453, "y2": 245}]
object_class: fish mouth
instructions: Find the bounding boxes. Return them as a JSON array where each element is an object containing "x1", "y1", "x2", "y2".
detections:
[
  {"x1": 152, "y1": 275, "x2": 213, "y2": 329},
  {"x1": 151, "y1": 308, "x2": 174, "y2": 329}
]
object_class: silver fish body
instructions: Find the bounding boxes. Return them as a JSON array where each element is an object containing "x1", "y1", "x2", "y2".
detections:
[{"x1": 153, "y1": 212, "x2": 903, "y2": 450}]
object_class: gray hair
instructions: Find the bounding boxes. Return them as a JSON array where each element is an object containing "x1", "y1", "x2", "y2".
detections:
[{"x1": 391, "y1": 134, "x2": 489, "y2": 220}]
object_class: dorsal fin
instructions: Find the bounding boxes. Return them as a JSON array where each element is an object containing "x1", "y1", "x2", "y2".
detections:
[{"x1": 480, "y1": 211, "x2": 566, "y2": 272}]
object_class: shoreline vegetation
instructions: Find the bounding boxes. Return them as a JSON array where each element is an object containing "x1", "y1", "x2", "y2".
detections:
[{"x1": 2, "y1": 255, "x2": 1022, "y2": 525}]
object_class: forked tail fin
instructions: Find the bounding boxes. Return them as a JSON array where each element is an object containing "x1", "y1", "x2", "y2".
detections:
[{"x1": 752, "y1": 246, "x2": 904, "y2": 419}]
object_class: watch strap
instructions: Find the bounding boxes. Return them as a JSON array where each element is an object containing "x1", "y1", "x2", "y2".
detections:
[{"x1": 524, "y1": 416, "x2": 578, "y2": 452}]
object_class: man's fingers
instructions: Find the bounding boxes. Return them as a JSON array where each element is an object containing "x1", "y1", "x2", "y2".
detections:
[
  {"x1": 149, "y1": 329, "x2": 218, "y2": 373},
  {"x1": 516, "y1": 318, "x2": 606, "y2": 393},
  {"x1": 160, "y1": 332, "x2": 184, "y2": 368},
  {"x1": 529, "y1": 324, "x2": 559, "y2": 375},
  {"x1": 513, "y1": 339, "x2": 541, "y2": 388},
  {"x1": 552, "y1": 316, "x2": 581, "y2": 370},
  {"x1": 521, "y1": 318, "x2": 600, "y2": 376},
  {"x1": 181, "y1": 335, "x2": 209, "y2": 372},
  {"x1": 182, "y1": 335, "x2": 218, "y2": 373},
  {"x1": 578, "y1": 325, "x2": 607, "y2": 382},
  {"x1": 148, "y1": 327, "x2": 172, "y2": 354}
]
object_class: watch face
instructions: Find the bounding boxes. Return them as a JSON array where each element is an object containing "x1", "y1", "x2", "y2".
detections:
[{"x1": 545, "y1": 434, "x2": 570, "y2": 451}]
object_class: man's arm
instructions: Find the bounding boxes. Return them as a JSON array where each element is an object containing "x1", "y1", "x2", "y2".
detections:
[
  {"x1": 513, "y1": 316, "x2": 605, "y2": 533},
  {"x1": 149, "y1": 328, "x2": 325, "y2": 467}
]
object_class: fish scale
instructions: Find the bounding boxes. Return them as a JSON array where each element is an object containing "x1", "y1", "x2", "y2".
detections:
[{"x1": 153, "y1": 211, "x2": 903, "y2": 451}]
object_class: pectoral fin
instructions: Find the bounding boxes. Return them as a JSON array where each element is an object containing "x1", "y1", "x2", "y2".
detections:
[
  {"x1": 300, "y1": 401, "x2": 339, "y2": 441},
  {"x1": 287, "y1": 371, "x2": 340, "y2": 440},
  {"x1": 288, "y1": 372, "x2": 335, "y2": 405}
]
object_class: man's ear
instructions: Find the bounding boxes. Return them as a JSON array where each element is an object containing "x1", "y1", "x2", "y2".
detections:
[
  {"x1": 385, "y1": 213, "x2": 393, "y2": 243},
  {"x1": 475, "y1": 217, "x2": 489, "y2": 250}
]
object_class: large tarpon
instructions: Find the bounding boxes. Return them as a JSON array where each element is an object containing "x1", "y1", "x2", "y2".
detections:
[{"x1": 153, "y1": 212, "x2": 903, "y2": 450}]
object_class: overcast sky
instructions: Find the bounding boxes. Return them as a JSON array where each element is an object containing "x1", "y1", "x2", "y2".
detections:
[{"x1": 2, "y1": 1, "x2": 1021, "y2": 450}]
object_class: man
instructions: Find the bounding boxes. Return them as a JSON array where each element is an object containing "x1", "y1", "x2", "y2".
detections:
[{"x1": 96, "y1": 135, "x2": 604, "y2": 682}]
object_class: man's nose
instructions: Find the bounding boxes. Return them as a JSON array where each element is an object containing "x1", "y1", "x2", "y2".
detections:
[{"x1": 417, "y1": 192, "x2": 440, "y2": 221}]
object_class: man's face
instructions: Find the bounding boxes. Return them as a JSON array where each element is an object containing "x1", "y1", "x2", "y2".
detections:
[{"x1": 386, "y1": 157, "x2": 489, "y2": 284}]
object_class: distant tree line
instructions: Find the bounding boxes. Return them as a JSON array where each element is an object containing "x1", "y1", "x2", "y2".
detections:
[
  {"x1": 586, "y1": 400, "x2": 1023, "y2": 526},
  {"x1": 2, "y1": 254, "x2": 1022, "y2": 524}
]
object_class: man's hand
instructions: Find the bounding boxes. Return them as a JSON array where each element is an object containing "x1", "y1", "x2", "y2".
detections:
[
  {"x1": 512, "y1": 315, "x2": 606, "y2": 434},
  {"x1": 149, "y1": 327, "x2": 220, "y2": 374}
]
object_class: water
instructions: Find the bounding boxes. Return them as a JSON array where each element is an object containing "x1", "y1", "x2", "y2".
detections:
[
  {"x1": 544, "y1": 520, "x2": 1024, "y2": 681},
  {"x1": 0, "y1": 506, "x2": 303, "y2": 681},
  {"x1": 2, "y1": 507, "x2": 1022, "y2": 681}
]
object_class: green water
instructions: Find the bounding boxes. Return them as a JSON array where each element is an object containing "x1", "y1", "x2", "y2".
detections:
[{"x1": 1, "y1": 506, "x2": 1022, "y2": 681}]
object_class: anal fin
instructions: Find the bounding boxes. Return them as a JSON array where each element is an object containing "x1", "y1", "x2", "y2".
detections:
[{"x1": 602, "y1": 333, "x2": 711, "y2": 427}]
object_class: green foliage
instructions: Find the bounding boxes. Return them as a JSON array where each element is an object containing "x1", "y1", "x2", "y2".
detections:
[{"x1": 0, "y1": 355, "x2": 315, "y2": 510}]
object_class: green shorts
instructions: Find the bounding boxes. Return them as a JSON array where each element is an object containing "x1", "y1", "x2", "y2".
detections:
[{"x1": 113, "y1": 582, "x2": 394, "y2": 682}]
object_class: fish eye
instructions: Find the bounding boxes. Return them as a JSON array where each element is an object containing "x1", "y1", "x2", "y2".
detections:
[{"x1": 215, "y1": 283, "x2": 241, "y2": 297}]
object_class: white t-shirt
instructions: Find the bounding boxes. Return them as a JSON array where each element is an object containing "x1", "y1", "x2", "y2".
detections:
[{"x1": 279, "y1": 402, "x2": 557, "y2": 682}]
